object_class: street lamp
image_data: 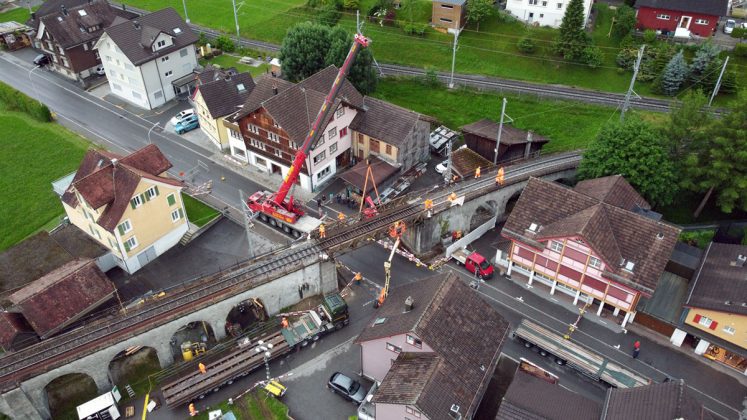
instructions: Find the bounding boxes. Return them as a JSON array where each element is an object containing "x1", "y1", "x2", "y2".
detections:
[
  {"x1": 181, "y1": 0, "x2": 190, "y2": 23},
  {"x1": 447, "y1": 27, "x2": 461, "y2": 89},
  {"x1": 147, "y1": 121, "x2": 160, "y2": 144},
  {"x1": 255, "y1": 340, "x2": 274, "y2": 381},
  {"x1": 28, "y1": 65, "x2": 42, "y2": 106}
]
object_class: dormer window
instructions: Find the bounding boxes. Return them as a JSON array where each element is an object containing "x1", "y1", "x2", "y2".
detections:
[
  {"x1": 624, "y1": 261, "x2": 635, "y2": 272},
  {"x1": 173, "y1": 27, "x2": 182, "y2": 34},
  {"x1": 549, "y1": 241, "x2": 563, "y2": 252},
  {"x1": 237, "y1": 83, "x2": 246, "y2": 92},
  {"x1": 78, "y1": 9, "x2": 87, "y2": 16},
  {"x1": 156, "y1": 40, "x2": 166, "y2": 48}
]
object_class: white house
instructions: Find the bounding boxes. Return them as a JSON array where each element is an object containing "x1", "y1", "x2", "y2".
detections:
[
  {"x1": 505, "y1": 0, "x2": 593, "y2": 28},
  {"x1": 95, "y1": 8, "x2": 198, "y2": 110}
]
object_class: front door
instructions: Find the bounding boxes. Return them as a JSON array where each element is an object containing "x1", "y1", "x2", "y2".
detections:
[
  {"x1": 679, "y1": 16, "x2": 692, "y2": 29},
  {"x1": 137, "y1": 245, "x2": 157, "y2": 267}
]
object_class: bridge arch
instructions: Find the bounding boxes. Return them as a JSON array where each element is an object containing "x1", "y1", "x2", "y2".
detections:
[
  {"x1": 168, "y1": 321, "x2": 218, "y2": 363},
  {"x1": 108, "y1": 346, "x2": 162, "y2": 397},
  {"x1": 470, "y1": 200, "x2": 498, "y2": 231},
  {"x1": 224, "y1": 298, "x2": 268, "y2": 338},
  {"x1": 44, "y1": 372, "x2": 98, "y2": 420}
]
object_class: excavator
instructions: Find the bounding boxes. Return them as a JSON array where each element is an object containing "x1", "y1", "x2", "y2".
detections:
[
  {"x1": 374, "y1": 221, "x2": 406, "y2": 308},
  {"x1": 246, "y1": 33, "x2": 370, "y2": 237}
]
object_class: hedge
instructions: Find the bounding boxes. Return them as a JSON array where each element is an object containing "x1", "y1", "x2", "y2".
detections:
[{"x1": 0, "y1": 81, "x2": 51, "y2": 122}]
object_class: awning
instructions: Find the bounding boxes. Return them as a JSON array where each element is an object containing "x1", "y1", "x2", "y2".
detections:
[
  {"x1": 340, "y1": 156, "x2": 399, "y2": 195},
  {"x1": 171, "y1": 71, "x2": 198, "y2": 87}
]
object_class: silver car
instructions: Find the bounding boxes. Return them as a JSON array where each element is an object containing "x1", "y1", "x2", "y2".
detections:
[
  {"x1": 724, "y1": 19, "x2": 736, "y2": 34},
  {"x1": 327, "y1": 372, "x2": 367, "y2": 405}
]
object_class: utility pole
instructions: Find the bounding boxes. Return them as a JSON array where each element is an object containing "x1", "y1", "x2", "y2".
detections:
[
  {"x1": 494, "y1": 98, "x2": 507, "y2": 165},
  {"x1": 620, "y1": 45, "x2": 645, "y2": 123},
  {"x1": 708, "y1": 56, "x2": 729, "y2": 107},
  {"x1": 240, "y1": 190, "x2": 257, "y2": 258},
  {"x1": 443, "y1": 140, "x2": 453, "y2": 185},
  {"x1": 448, "y1": 28, "x2": 460, "y2": 89},
  {"x1": 181, "y1": 0, "x2": 190, "y2": 23},
  {"x1": 231, "y1": 0, "x2": 242, "y2": 45}
]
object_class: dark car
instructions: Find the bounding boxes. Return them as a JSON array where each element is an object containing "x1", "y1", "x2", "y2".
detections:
[
  {"x1": 33, "y1": 54, "x2": 49, "y2": 67},
  {"x1": 327, "y1": 372, "x2": 367, "y2": 405}
]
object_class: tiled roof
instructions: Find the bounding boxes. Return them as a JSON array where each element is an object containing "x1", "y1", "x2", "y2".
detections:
[
  {"x1": 339, "y1": 156, "x2": 399, "y2": 194},
  {"x1": 685, "y1": 242, "x2": 747, "y2": 316},
  {"x1": 502, "y1": 177, "x2": 680, "y2": 295},
  {"x1": 358, "y1": 273, "x2": 510, "y2": 419},
  {"x1": 8, "y1": 258, "x2": 115, "y2": 338},
  {"x1": 196, "y1": 65, "x2": 238, "y2": 85},
  {"x1": 297, "y1": 65, "x2": 364, "y2": 109},
  {"x1": 496, "y1": 370, "x2": 601, "y2": 420},
  {"x1": 36, "y1": 0, "x2": 128, "y2": 48},
  {"x1": 0, "y1": 312, "x2": 36, "y2": 351},
  {"x1": 349, "y1": 96, "x2": 425, "y2": 148},
  {"x1": 602, "y1": 380, "x2": 713, "y2": 420},
  {"x1": 574, "y1": 175, "x2": 650, "y2": 212},
  {"x1": 196, "y1": 72, "x2": 255, "y2": 118},
  {"x1": 102, "y1": 8, "x2": 198, "y2": 66},
  {"x1": 261, "y1": 84, "x2": 341, "y2": 144},
  {"x1": 62, "y1": 145, "x2": 182, "y2": 232},
  {"x1": 461, "y1": 119, "x2": 549, "y2": 146},
  {"x1": 451, "y1": 146, "x2": 494, "y2": 178},
  {"x1": 228, "y1": 77, "x2": 294, "y2": 122},
  {"x1": 374, "y1": 352, "x2": 441, "y2": 405},
  {"x1": 635, "y1": 0, "x2": 729, "y2": 16}
]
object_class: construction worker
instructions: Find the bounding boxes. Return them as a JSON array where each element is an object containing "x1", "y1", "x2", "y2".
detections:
[
  {"x1": 281, "y1": 317, "x2": 289, "y2": 328},
  {"x1": 449, "y1": 192, "x2": 457, "y2": 202},
  {"x1": 475, "y1": 166, "x2": 481, "y2": 179},
  {"x1": 496, "y1": 167, "x2": 505, "y2": 186},
  {"x1": 338, "y1": 212, "x2": 345, "y2": 222},
  {"x1": 424, "y1": 199, "x2": 433, "y2": 210},
  {"x1": 633, "y1": 340, "x2": 641, "y2": 359},
  {"x1": 319, "y1": 224, "x2": 326, "y2": 238},
  {"x1": 198, "y1": 362, "x2": 207, "y2": 374},
  {"x1": 354, "y1": 272, "x2": 362, "y2": 285},
  {"x1": 189, "y1": 403, "x2": 198, "y2": 416}
]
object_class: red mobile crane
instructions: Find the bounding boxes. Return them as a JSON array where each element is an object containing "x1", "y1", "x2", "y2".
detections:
[{"x1": 246, "y1": 34, "x2": 370, "y2": 237}]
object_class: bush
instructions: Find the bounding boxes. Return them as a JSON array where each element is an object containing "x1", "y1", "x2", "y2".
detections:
[
  {"x1": 583, "y1": 46, "x2": 603, "y2": 68},
  {"x1": 343, "y1": 0, "x2": 360, "y2": 9},
  {"x1": 214, "y1": 35, "x2": 235, "y2": 53},
  {"x1": 517, "y1": 37, "x2": 536, "y2": 54},
  {"x1": 423, "y1": 68, "x2": 440, "y2": 87},
  {"x1": 197, "y1": 32, "x2": 208, "y2": 47},
  {"x1": 0, "y1": 81, "x2": 52, "y2": 122},
  {"x1": 731, "y1": 27, "x2": 747, "y2": 39},
  {"x1": 734, "y1": 43, "x2": 747, "y2": 57},
  {"x1": 615, "y1": 47, "x2": 638, "y2": 69},
  {"x1": 317, "y1": 2, "x2": 342, "y2": 26},
  {"x1": 679, "y1": 229, "x2": 715, "y2": 249},
  {"x1": 642, "y1": 29, "x2": 657, "y2": 44},
  {"x1": 403, "y1": 22, "x2": 427, "y2": 36}
]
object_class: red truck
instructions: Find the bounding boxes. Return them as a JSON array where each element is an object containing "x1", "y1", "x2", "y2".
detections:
[{"x1": 451, "y1": 248, "x2": 494, "y2": 279}]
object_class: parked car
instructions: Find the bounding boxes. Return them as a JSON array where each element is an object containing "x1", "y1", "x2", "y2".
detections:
[
  {"x1": 95, "y1": 65, "x2": 106, "y2": 76},
  {"x1": 170, "y1": 108, "x2": 195, "y2": 126},
  {"x1": 435, "y1": 160, "x2": 449, "y2": 174},
  {"x1": 33, "y1": 54, "x2": 49, "y2": 67},
  {"x1": 174, "y1": 115, "x2": 199, "y2": 134},
  {"x1": 724, "y1": 19, "x2": 736, "y2": 34},
  {"x1": 327, "y1": 372, "x2": 367, "y2": 405}
]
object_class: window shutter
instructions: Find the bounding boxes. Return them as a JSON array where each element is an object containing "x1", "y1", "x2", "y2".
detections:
[
  {"x1": 124, "y1": 241, "x2": 130, "y2": 252},
  {"x1": 168, "y1": 194, "x2": 176, "y2": 206},
  {"x1": 118, "y1": 224, "x2": 125, "y2": 235},
  {"x1": 130, "y1": 199, "x2": 136, "y2": 209},
  {"x1": 179, "y1": 208, "x2": 184, "y2": 219},
  {"x1": 140, "y1": 193, "x2": 146, "y2": 203},
  {"x1": 693, "y1": 314, "x2": 701, "y2": 323},
  {"x1": 154, "y1": 185, "x2": 159, "y2": 196},
  {"x1": 710, "y1": 321, "x2": 718, "y2": 330},
  {"x1": 145, "y1": 191, "x2": 151, "y2": 201}
]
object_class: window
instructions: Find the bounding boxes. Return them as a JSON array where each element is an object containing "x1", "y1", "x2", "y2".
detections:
[
  {"x1": 130, "y1": 195, "x2": 143, "y2": 209},
  {"x1": 723, "y1": 325, "x2": 736, "y2": 335},
  {"x1": 108, "y1": 237, "x2": 116, "y2": 249},
  {"x1": 339, "y1": 127, "x2": 348, "y2": 138},
  {"x1": 313, "y1": 151, "x2": 326, "y2": 164},
  {"x1": 248, "y1": 124, "x2": 260, "y2": 135},
  {"x1": 61, "y1": 57, "x2": 69, "y2": 67},
  {"x1": 125, "y1": 63, "x2": 134, "y2": 70},
  {"x1": 174, "y1": 27, "x2": 182, "y2": 34},
  {"x1": 624, "y1": 261, "x2": 635, "y2": 272},
  {"x1": 255, "y1": 156, "x2": 267, "y2": 166},
  {"x1": 83, "y1": 43, "x2": 89, "y2": 51},
  {"x1": 370, "y1": 139, "x2": 380, "y2": 153},
  {"x1": 180, "y1": 48, "x2": 188, "y2": 57},
  {"x1": 161, "y1": 55, "x2": 169, "y2": 62},
  {"x1": 696, "y1": 314, "x2": 714, "y2": 328},
  {"x1": 112, "y1": 83, "x2": 122, "y2": 91},
  {"x1": 164, "y1": 70, "x2": 173, "y2": 77},
  {"x1": 542, "y1": 1, "x2": 547, "y2": 5},
  {"x1": 317, "y1": 165, "x2": 331, "y2": 180},
  {"x1": 549, "y1": 241, "x2": 563, "y2": 252},
  {"x1": 274, "y1": 148, "x2": 283, "y2": 158},
  {"x1": 128, "y1": 76, "x2": 137, "y2": 84},
  {"x1": 95, "y1": 51, "x2": 100, "y2": 60},
  {"x1": 358, "y1": 133, "x2": 364, "y2": 144},
  {"x1": 167, "y1": 194, "x2": 176, "y2": 206},
  {"x1": 329, "y1": 142, "x2": 338, "y2": 154},
  {"x1": 386, "y1": 342, "x2": 402, "y2": 353},
  {"x1": 440, "y1": 17, "x2": 453, "y2": 23},
  {"x1": 539, "y1": 13, "x2": 544, "y2": 17},
  {"x1": 373, "y1": 317, "x2": 387, "y2": 325},
  {"x1": 406, "y1": 406, "x2": 422, "y2": 418},
  {"x1": 385, "y1": 144, "x2": 392, "y2": 154},
  {"x1": 145, "y1": 186, "x2": 159, "y2": 200},
  {"x1": 250, "y1": 138, "x2": 266, "y2": 151},
  {"x1": 124, "y1": 236, "x2": 138, "y2": 252},
  {"x1": 157, "y1": 40, "x2": 166, "y2": 48},
  {"x1": 132, "y1": 90, "x2": 142, "y2": 99},
  {"x1": 268, "y1": 132, "x2": 279, "y2": 142},
  {"x1": 557, "y1": 2, "x2": 562, "y2": 8},
  {"x1": 78, "y1": 9, "x2": 87, "y2": 16},
  {"x1": 336, "y1": 107, "x2": 345, "y2": 118},
  {"x1": 230, "y1": 129, "x2": 241, "y2": 139},
  {"x1": 588, "y1": 256, "x2": 602, "y2": 269},
  {"x1": 529, "y1": 0, "x2": 538, "y2": 5},
  {"x1": 695, "y1": 18, "x2": 709, "y2": 25},
  {"x1": 656, "y1": 14, "x2": 670, "y2": 20},
  {"x1": 233, "y1": 147, "x2": 246, "y2": 157},
  {"x1": 406, "y1": 334, "x2": 422, "y2": 348},
  {"x1": 328, "y1": 127, "x2": 337, "y2": 140},
  {"x1": 171, "y1": 208, "x2": 184, "y2": 222},
  {"x1": 441, "y1": 3, "x2": 453, "y2": 8}
]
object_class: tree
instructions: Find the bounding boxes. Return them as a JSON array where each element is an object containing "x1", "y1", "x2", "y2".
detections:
[
  {"x1": 611, "y1": 5, "x2": 636, "y2": 39},
  {"x1": 467, "y1": 0, "x2": 495, "y2": 32},
  {"x1": 280, "y1": 22, "x2": 332, "y2": 82},
  {"x1": 688, "y1": 42, "x2": 720, "y2": 88},
  {"x1": 555, "y1": 0, "x2": 590, "y2": 61},
  {"x1": 577, "y1": 118, "x2": 678, "y2": 206},
  {"x1": 582, "y1": 46, "x2": 603, "y2": 68},
  {"x1": 325, "y1": 27, "x2": 378, "y2": 94},
  {"x1": 517, "y1": 37, "x2": 536, "y2": 54},
  {"x1": 658, "y1": 51, "x2": 687, "y2": 96},
  {"x1": 214, "y1": 35, "x2": 235, "y2": 53},
  {"x1": 662, "y1": 91, "x2": 713, "y2": 164},
  {"x1": 399, "y1": 0, "x2": 416, "y2": 24},
  {"x1": 683, "y1": 95, "x2": 747, "y2": 214}
]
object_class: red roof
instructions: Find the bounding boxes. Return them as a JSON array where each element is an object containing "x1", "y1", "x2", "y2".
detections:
[{"x1": 0, "y1": 312, "x2": 35, "y2": 350}]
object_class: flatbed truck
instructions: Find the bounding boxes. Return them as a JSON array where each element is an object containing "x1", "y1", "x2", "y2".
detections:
[{"x1": 451, "y1": 248, "x2": 494, "y2": 279}]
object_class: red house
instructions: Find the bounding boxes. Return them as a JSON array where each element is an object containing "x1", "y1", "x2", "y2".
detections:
[{"x1": 635, "y1": 0, "x2": 730, "y2": 37}]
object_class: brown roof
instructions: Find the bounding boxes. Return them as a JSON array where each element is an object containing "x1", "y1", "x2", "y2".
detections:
[
  {"x1": 196, "y1": 65, "x2": 238, "y2": 85},
  {"x1": 296, "y1": 65, "x2": 364, "y2": 109},
  {"x1": 261, "y1": 84, "x2": 341, "y2": 144},
  {"x1": 102, "y1": 8, "x2": 198, "y2": 66},
  {"x1": 461, "y1": 119, "x2": 550, "y2": 146},
  {"x1": 496, "y1": 370, "x2": 601, "y2": 420},
  {"x1": 196, "y1": 72, "x2": 255, "y2": 118},
  {"x1": 374, "y1": 352, "x2": 441, "y2": 405},
  {"x1": 451, "y1": 146, "x2": 494, "y2": 178},
  {"x1": 502, "y1": 178, "x2": 680, "y2": 295},
  {"x1": 685, "y1": 242, "x2": 747, "y2": 315},
  {"x1": 602, "y1": 380, "x2": 713, "y2": 420},
  {"x1": 229, "y1": 77, "x2": 294, "y2": 122},
  {"x1": 574, "y1": 175, "x2": 651, "y2": 212},
  {"x1": 8, "y1": 258, "x2": 115, "y2": 338},
  {"x1": 349, "y1": 96, "x2": 426, "y2": 148},
  {"x1": 339, "y1": 156, "x2": 399, "y2": 194},
  {"x1": 359, "y1": 273, "x2": 510, "y2": 419},
  {"x1": 0, "y1": 312, "x2": 36, "y2": 351},
  {"x1": 36, "y1": 0, "x2": 127, "y2": 49}
]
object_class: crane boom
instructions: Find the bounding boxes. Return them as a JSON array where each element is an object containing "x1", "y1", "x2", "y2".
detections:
[{"x1": 273, "y1": 33, "x2": 370, "y2": 207}]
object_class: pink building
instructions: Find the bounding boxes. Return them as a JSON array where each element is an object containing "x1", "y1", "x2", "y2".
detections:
[
  {"x1": 501, "y1": 176, "x2": 680, "y2": 328},
  {"x1": 355, "y1": 273, "x2": 509, "y2": 419}
]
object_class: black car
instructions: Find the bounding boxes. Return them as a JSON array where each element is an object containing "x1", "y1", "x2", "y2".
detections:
[
  {"x1": 327, "y1": 372, "x2": 367, "y2": 404},
  {"x1": 33, "y1": 54, "x2": 49, "y2": 66}
]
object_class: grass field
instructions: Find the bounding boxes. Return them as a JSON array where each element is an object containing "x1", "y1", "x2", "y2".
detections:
[
  {"x1": 193, "y1": 390, "x2": 290, "y2": 420},
  {"x1": 0, "y1": 6, "x2": 32, "y2": 23},
  {"x1": 183, "y1": 194, "x2": 221, "y2": 227},
  {"x1": 199, "y1": 53, "x2": 270, "y2": 77},
  {"x1": 0, "y1": 110, "x2": 89, "y2": 252}
]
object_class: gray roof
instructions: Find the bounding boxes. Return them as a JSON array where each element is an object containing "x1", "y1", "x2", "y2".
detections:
[
  {"x1": 101, "y1": 8, "x2": 197, "y2": 66},
  {"x1": 196, "y1": 73, "x2": 255, "y2": 118},
  {"x1": 35, "y1": 0, "x2": 130, "y2": 49},
  {"x1": 635, "y1": 0, "x2": 729, "y2": 16},
  {"x1": 434, "y1": 0, "x2": 467, "y2": 5},
  {"x1": 636, "y1": 271, "x2": 689, "y2": 325},
  {"x1": 461, "y1": 119, "x2": 549, "y2": 146},
  {"x1": 349, "y1": 96, "x2": 425, "y2": 148},
  {"x1": 261, "y1": 84, "x2": 341, "y2": 144},
  {"x1": 602, "y1": 380, "x2": 713, "y2": 420},
  {"x1": 228, "y1": 77, "x2": 294, "y2": 122},
  {"x1": 685, "y1": 242, "x2": 747, "y2": 315},
  {"x1": 374, "y1": 352, "x2": 441, "y2": 405},
  {"x1": 297, "y1": 65, "x2": 364, "y2": 109}
]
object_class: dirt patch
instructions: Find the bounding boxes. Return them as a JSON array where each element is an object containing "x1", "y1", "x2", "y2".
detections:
[
  {"x1": 109, "y1": 347, "x2": 162, "y2": 397},
  {"x1": 279, "y1": 294, "x2": 324, "y2": 314},
  {"x1": 46, "y1": 373, "x2": 98, "y2": 420}
]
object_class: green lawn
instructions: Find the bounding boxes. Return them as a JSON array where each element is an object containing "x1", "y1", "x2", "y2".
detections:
[
  {"x1": 199, "y1": 53, "x2": 271, "y2": 77},
  {"x1": 0, "y1": 6, "x2": 32, "y2": 23},
  {"x1": 183, "y1": 194, "x2": 221, "y2": 227},
  {"x1": 0, "y1": 110, "x2": 89, "y2": 252},
  {"x1": 372, "y1": 77, "x2": 645, "y2": 152},
  {"x1": 192, "y1": 390, "x2": 289, "y2": 420}
]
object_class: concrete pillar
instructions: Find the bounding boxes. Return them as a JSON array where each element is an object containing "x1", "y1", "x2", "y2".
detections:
[
  {"x1": 211, "y1": 318, "x2": 227, "y2": 342},
  {"x1": 506, "y1": 261, "x2": 513, "y2": 276},
  {"x1": 621, "y1": 311, "x2": 631, "y2": 328},
  {"x1": 694, "y1": 339, "x2": 710, "y2": 355},
  {"x1": 154, "y1": 339, "x2": 175, "y2": 369},
  {"x1": 629, "y1": 311, "x2": 637, "y2": 323},
  {"x1": 17, "y1": 385, "x2": 50, "y2": 420},
  {"x1": 572, "y1": 290, "x2": 580, "y2": 305},
  {"x1": 527, "y1": 271, "x2": 535, "y2": 285},
  {"x1": 90, "y1": 368, "x2": 112, "y2": 393},
  {"x1": 550, "y1": 281, "x2": 557, "y2": 295},
  {"x1": 613, "y1": 307, "x2": 620, "y2": 316},
  {"x1": 596, "y1": 300, "x2": 604, "y2": 316}
]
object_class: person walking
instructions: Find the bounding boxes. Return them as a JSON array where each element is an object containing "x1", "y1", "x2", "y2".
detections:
[{"x1": 632, "y1": 340, "x2": 641, "y2": 359}]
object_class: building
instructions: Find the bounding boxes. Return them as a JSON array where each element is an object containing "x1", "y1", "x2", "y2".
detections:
[
  {"x1": 670, "y1": 242, "x2": 747, "y2": 375},
  {"x1": 501, "y1": 176, "x2": 680, "y2": 328},
  {"x1": 59, "y1": 145, "x2": 188, "y2": 274},
  {"x1": 432, "y1": 0, "x2": 467, "y2": 30},
  {"x1": 0, "y1": 21, "x2": 33, "y2": 51},
  {"x1": 635, "y1": 0, "x2": 729, "y2": 37},
  {"x1": 355, "y1": 273, "x2": 510, "y2": 419},
  {"x1": 505, "y1": 0, "x2": 593, "y2": 28},
  {"x1": 349, "y1": 96, "x2": 431, "y2": 173},
  {"x1": 460, "y1": 119, "x2": 549, "y2": 164},
  {"x1": 7, "y1": 258, "x2": 115, "y2": 339},
  {"x1": 0, "y1": 312, "x2": 38, "y2": 352},
  {"x1": 26, "y1": 0, "x2": 135, "y2": 81},
  {"x1": 95, "y1": 8, "x2": 198, "y2": 109},
  {"x1": 192, "y1": 70, "x2": 255, "y2": 150},
  {"x1": 449, "y1": 146, "x2": 493, "y2": 180},
  {"x1": 226, "y1": 66, "x2": 364, "y2": 192}
]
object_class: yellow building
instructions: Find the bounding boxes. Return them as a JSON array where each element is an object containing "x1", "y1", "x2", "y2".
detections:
[
  {"x1": 673, "y1": 242, "x2": 747, "y2": 375},
  {"x1": 192, "y1": 70, "x2": 255, "y2": 150},
  {"x1": 60, "y1": 145, "x2": 188, "y2": 274}
]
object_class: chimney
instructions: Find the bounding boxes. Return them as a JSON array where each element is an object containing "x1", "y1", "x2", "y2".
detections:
[
  {"x1": 736, "y1": 255, "x2": 746, "y2": 268},
  {"x1": 111, "y1": 158, "x2": 119, "y2": 166},
  {"x1": 133, "y1": 20, "x2": 140, "y2": 30},
  {"x1": 524, "y1": 131, "x2": 533, "y2": 159},
  {"x1": 404, "y1": 296, "x2": 414, "y2": 312},
  {"x1": 121, "y1": 4, "x2": 126, "y2": 11},
  {"x1": 61, "y1": 5, "x2": 68, "y2": 16},
  {"x1": 272, "y1": 83, "x2": 278, "y2": 95}
]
